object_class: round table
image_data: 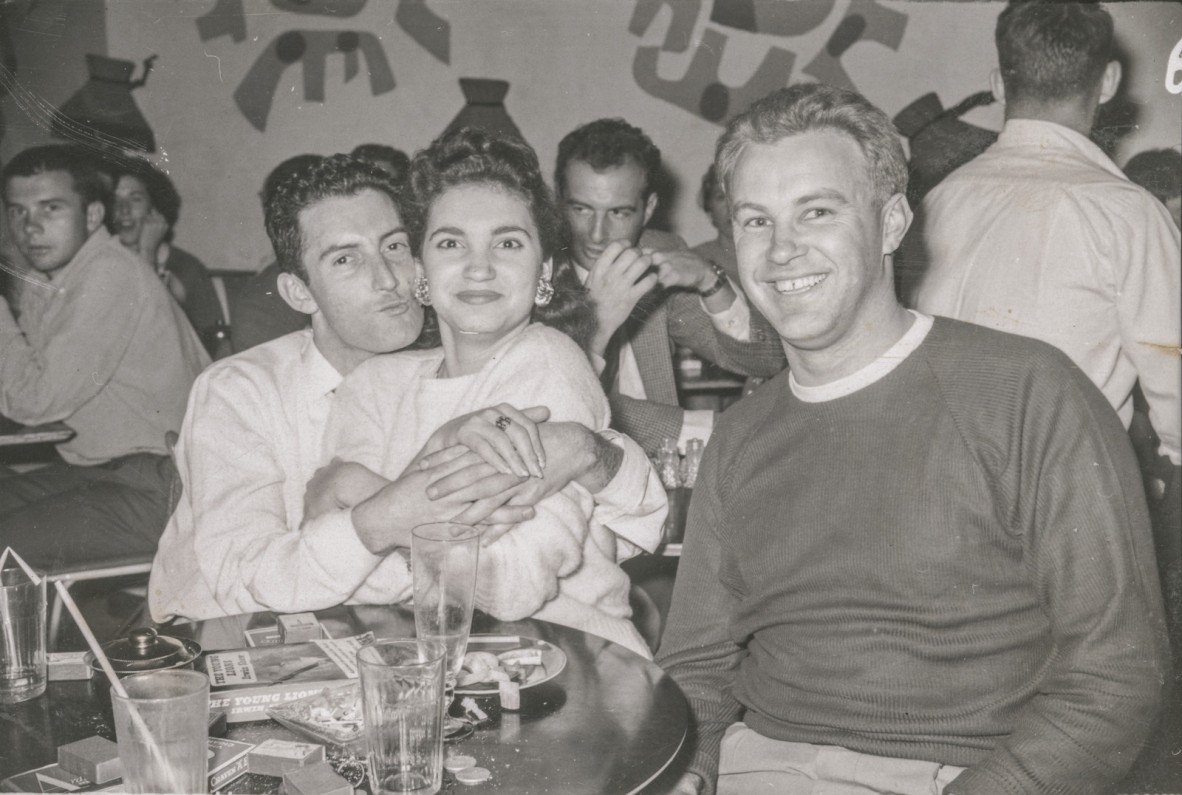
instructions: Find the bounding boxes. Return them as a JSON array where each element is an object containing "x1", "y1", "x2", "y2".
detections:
[{"x1": 0, "y1": 605, "x2": 688, "y2": 794}]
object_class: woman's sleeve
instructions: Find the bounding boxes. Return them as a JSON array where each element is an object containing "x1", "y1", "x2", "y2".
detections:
[{"x1": 469, "y1": 329, "x2": 608, "y2": 619}]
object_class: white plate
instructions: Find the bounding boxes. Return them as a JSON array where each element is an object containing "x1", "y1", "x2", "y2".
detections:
[{"x1": 454, "y1": 635, "x2": 566, "y2": 695}]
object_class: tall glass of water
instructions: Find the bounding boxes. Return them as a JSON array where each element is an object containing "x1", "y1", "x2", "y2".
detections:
[{"x1": 411, "y1": 523, "x2": 479, "y2": 740}]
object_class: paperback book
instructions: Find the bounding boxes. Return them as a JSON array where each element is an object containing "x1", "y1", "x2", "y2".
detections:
[{"x1": 201, "y1": 632, "x2": 376, "y2": 723}]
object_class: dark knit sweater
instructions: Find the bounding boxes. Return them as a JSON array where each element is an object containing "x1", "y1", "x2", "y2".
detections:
[{"x1": 657, "y1": 317, "x2": 1167, "y2": 795}]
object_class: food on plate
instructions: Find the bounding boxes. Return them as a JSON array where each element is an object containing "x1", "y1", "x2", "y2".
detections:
[{"x1": 456, "y1": 647, "x2": 544, "y2": 688}]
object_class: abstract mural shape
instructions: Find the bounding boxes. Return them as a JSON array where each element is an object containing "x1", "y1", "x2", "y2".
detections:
[
  {"x1": 634, "y1": 27, "x2": 795, "y2": 123},
  {"x1": 268, "y1": 0, "x2": 367, "y2": 14},
  {"x1": 396, "y1": 0, "x2": 451, "y2": 64},
  {"x1": 196, "y1": 0, "x2": 248, "y2": 43},
  {"x1": 802, "y1": 0, "x2": 907, "y2": 89},
  {"x1": 197, "y1": 0, "x2": 451, "y2": 130},
  {"x1": 233, "y1": 29, "x2": 395, "y2": 130},
  {"x1": 631, "y1": 0, "x2": 910, "y2": 125},
  {"x1": 712, "y1": 0, "x2": 835, "y2": 37},
  {"x1": 628, "y1": 0, "x2": 701, "y2": 54}
]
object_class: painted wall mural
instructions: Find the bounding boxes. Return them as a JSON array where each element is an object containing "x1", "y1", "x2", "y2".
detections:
[
  {"x1": 196, "y1": 0, "x2": 451, "y2": 131},
  {"x1": 192, "y1": 0, "x2": 914, "y2": 132},
  {"x1": 630, "y1": 0, "x2": 908, "y2": 124}
]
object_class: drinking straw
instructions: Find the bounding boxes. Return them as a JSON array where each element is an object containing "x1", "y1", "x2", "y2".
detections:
[
  {"x1": 3, "y1": 548, "x2": 42, "y2": 585},
  {"x1": 0, "y1": 547, "x2": 10, "y2": 573},
  {"x1": 52, "y1": 580, "x2": 184, "y2": 793}
]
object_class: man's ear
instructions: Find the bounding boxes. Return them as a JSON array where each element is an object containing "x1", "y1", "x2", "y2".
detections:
[
  {"x1": 989, "y1": 68, "x2": 1006, "y2": 105},
  {"x1": 85, "y1": 201, "x2": 105, "y2": 235},
  {"x1": 880, "y1": 193, "x2": 913, "y2": 258},
  {"x1": 1098, "y1": 60, "x2": 1122, "y2": 105},
  {"x1": 643, "y1": 192, "x2": 658, "y2": 227},
  {"x1": 277, "y1": 271, "x2": 318, "y2": 316}
]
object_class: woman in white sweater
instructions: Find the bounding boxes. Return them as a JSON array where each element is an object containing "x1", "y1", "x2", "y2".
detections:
[{"x1": 325, "y1": 129, "x2": 650, "y2": 657}]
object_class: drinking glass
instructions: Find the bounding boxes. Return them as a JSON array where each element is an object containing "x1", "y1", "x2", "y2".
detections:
[
  {"x1": 411, "y1": 523, "x2": 479, "y2": 740},
  {"x1": 358, "y1": 639, "x2": 446, "y2": 795},
  {"x1": 111, "y1": 669, "x2": 210, "y2": 794},
  {"x1": 0, "y1": 566, "x2": 46, "y2": 704}
]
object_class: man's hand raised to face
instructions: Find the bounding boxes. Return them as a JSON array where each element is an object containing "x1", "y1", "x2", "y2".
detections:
[
  {"x1": 650, "y1": 247, "x2": 736, "y2": 313},
  {"x1": 584, "y1": 240, "x2": 659, "y2": 359}
]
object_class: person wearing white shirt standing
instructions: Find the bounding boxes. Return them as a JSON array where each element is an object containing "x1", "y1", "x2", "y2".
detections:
[{"x1": 915, "y1": 1, "x2": 1181, "y2": 471}]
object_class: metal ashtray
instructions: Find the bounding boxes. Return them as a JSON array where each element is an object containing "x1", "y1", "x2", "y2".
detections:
[{"x1": 86, "y1": 627, "x2": 202, "y2": 677}]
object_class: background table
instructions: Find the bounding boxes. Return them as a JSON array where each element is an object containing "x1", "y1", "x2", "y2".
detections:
[
  {"x1": 0, "y1": 605, "x2": 688, "y2": 794},
  {"x1": 0, "y1": 416, "x2": 73, "y2": 447}
]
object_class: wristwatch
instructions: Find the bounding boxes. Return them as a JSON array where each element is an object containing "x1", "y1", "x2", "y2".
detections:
[{"x1": 698, "y1": 262, "x2": 729, "y2": 298}]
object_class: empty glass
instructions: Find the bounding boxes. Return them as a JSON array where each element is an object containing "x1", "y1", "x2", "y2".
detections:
[
  {"x1": 358, "y1": 639, "x2": 446, "y2": 795},
  {"x1": 411, "y1": 523, "x2": 479, "y2": 740}
]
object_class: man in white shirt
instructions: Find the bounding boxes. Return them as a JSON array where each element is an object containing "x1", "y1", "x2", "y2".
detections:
[
  {"x1": 555, "y1": 119, "x2": 786, "y2": 455},
  {"x1": 0, "y1": 145, "x2": 209, "y2": 570},
  {"x1": 915, "y1": 2, "x2": 1181, "y2": 472},
  {"x1": 150, "y1": 155, "x2": 665, "y2": 622}
]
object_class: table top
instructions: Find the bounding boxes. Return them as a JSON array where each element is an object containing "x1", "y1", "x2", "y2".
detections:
[
  {"x1": 0, "y1": 606, "x2": 688, "y2": 794},
  {"x1": 0, "y1": 416, "x2": 73, "y2": 447}
]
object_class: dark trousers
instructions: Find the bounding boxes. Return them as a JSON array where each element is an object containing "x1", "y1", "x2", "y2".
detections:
[{"x1": 0, "y1": 453, "x2": 174, "y2": 571}]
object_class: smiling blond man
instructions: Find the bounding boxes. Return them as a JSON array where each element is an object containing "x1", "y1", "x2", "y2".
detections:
[{"x1": 657, "y1": 84, "x2": 1167, "y2": 795}]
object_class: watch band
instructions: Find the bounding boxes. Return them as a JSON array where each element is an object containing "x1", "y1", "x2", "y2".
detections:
[{"x1": 698, "y1": 263, "x2": 729, "y2": 298}]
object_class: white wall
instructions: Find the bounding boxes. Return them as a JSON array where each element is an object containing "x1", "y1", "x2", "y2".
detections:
[{"x1": 5, "y1": 0, "x2": 1179, "y2": 271}]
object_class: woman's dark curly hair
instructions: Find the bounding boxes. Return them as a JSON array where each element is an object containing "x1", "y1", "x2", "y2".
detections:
[
  {"x1": 109, "y1": 156, "x2": 183, "y2": 242},
  {"x1": 407, "y1": 127, "x2": 596, "y2": 352}
]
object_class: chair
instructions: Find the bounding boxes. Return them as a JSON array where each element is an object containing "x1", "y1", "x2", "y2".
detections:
[
  {"x1": 46, "y1": 557, "x2": 155, "y2": 649},
  {"x1": 46, "y1": 431, "x2": 181, "y2": 649}
]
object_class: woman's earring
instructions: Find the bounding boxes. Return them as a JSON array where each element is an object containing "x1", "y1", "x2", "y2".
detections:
[
  {"x1": 534, "y1": 276, "x2": 555, "y2": 307},
  {"x1": 413, "y1": 276, "x2": 432, "y2": 306}
]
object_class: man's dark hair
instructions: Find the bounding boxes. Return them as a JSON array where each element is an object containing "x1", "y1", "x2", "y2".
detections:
[
  {"x1": 554, "y1": 118, "x2": 662, "y2": 201},
  {"x1": 110, "y1": 156, "x2": 182, "y2": 236},
  {"x1": 263, "y1": 154, "x2": 402, "y2": 282},
  {"x1": 408, "y1": 127, "x2": 595, "y2": 352},
  {"x1": 995, "y1": 1, "x2": 1114, "y2": 104},
  {"x1": 2, "y1": 144, "x2": 110, "y2": 210},
  {"x1": 261, "y1": 153, "x2": 324, "y2": 210},
  {"x1": 351, "y1": 143, "x2": 410, "y2": 184}
]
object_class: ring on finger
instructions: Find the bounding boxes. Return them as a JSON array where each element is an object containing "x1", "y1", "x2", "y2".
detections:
[{"x1": 494, "y1": 415, "x2": 512, "y2": 431}]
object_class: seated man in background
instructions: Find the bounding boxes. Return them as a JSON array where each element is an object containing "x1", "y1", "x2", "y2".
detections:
[
  {"x1": 111, "y1": 156, "x2": 226, "y2": 355},
  {"x1": 228, "y1": 154, "x2": 320, "y2": 354},
  {"x1": 555, "y1": 119, "x2": 785, "y2": 455},
  {"x1": 659, "y1": 84, "x2": 1166, "y2": 795},
  {"x1": 150, "y1": 155, "x2": 665, "y2": 622},
  {"x1": 0, "y1": 145, "x2": 210, "y2": 570}
]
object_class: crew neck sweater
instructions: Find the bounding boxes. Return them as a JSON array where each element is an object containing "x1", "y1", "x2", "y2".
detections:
[{"x1": 658, "y1": 316, "x2": 1166, "y2": 794}]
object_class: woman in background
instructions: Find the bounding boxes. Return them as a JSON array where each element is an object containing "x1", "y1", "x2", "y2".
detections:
[{"x1": 111, "y1": 157, "x2": 225, "y2": 354}]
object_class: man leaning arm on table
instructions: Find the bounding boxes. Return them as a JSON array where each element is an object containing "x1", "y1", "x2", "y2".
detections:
[
  {"x1": 657, "y1": 84, "x2": 1167, "y2": 795},
  {"x1": 149, "y1": 156, "x2": 665, "y2": 623}
]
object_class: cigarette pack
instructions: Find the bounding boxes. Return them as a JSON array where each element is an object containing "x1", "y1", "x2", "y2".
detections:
[
  {"x1": 57, "y1": 736, "x2": 120, "y2": 784},
  {"x1": 278, "y1": 613, "x2": 322, "y2": 644},
  {"x1": 200, "y1": 632, "x2": 375, "y2": 723},
  {"x1": 283, "y1": 761, "x2": 352, "y2": 795},
  {"x1": 248, "y1": 738, "x2": 325, "y2": 777},
  {"x1": 2, "y1": 737, "x2": 254, "y2": 793}
]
